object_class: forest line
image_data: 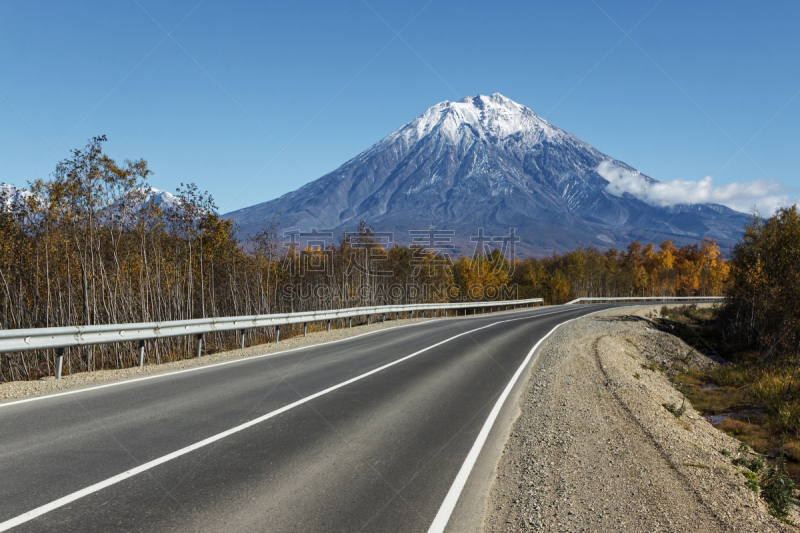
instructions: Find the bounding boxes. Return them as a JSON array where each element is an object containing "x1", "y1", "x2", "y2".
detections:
[{"x1": 0, "y1": 138, "x2": 730, "y2": 381}]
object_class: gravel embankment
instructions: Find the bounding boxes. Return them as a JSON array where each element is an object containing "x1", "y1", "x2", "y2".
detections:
[
  {"x1": 484, "y1": 305, "x2": 797, "y2": 532},
  {"x1": 0, "y1": 316, "x2": 438, "y2": 402}
]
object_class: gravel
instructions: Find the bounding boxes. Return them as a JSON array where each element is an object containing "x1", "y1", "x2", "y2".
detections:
[
  {"x1": 484, "y1": 305, "x2": 798, "y2": 532},
  {"x1": 0, "y1": 315, "x2": 439, "y2": 403}
]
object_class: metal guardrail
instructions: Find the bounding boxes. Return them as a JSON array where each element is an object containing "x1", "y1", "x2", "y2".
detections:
[
  {"x1": 565, "y1": 296, "x2": 726, "y2": 305},
  {"x1": 0, "y1": 298, "x2": 543, "y2": 378}
]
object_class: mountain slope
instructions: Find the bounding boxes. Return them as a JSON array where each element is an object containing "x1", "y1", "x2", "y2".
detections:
[{"x1": 224, "y1": 94, "x2": 749, "y2": 255}]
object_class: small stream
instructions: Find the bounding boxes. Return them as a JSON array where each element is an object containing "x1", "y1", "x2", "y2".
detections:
[{"x1": 705, "y1": 408, "x2": 765, "y2": 425}]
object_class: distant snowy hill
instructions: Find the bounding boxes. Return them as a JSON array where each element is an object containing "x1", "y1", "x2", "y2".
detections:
[
  {"x1": 126, "y1": 187, "x2": 184, "y2": 212},
  {"x1": 0, "y1": 183, "x2": 40, "y2": 210},
  {"x1": 1, "y1": 185, "x2": 204, "y2": 221},
  {"x1": 224, "y1": 93, "x2": 749, "y2": 255}
]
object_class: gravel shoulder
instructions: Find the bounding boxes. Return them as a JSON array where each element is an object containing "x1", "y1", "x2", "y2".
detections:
[
  {"x1": 0, "y1": 316, "x2": 439, "y2": 403},
  {"x1": 484, "y1": 305, "x2": 798, "y2": 532}
]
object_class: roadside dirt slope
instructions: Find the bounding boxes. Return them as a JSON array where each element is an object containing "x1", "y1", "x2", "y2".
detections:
[{"x1": 485, "y1": 306, "x2": 797, "y2": 532}]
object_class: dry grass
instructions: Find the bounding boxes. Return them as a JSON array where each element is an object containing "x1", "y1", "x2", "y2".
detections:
[
  {"x1": 783, "y1": 441, "x2": 800, "y2": 463},
  {"x1": 664, "y1": 305, "x2": 800, "y2": 487},
  {"x1": 674, "y1": 369, "x2": 751, "y2": 413}
]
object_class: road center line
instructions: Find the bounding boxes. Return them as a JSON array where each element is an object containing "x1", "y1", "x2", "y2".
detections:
[{"x1": 0, "y1": 308, "x2": 577, "y2": 532}]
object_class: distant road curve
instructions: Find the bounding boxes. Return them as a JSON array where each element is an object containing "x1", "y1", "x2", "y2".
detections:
[{"x1": 2, "y1": 303, "x2": 671, "y2": 532}]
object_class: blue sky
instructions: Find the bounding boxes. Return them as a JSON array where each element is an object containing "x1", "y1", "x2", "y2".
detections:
[{"x1": 1, "y1": 0, "x2": 798, "y2": 214}]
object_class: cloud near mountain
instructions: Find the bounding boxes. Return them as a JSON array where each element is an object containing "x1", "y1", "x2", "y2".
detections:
[{"x1": 597, "y1": 161, "x2": 795, "y2": 216}]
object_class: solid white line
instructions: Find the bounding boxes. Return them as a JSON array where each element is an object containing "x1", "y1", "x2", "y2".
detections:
[
  {"x1": 0, "y1": 308, "x2": 574, "y2": 532},
  {"x1": 0, "y1": 307, "x2": 558, "y2": 409},
  {"x1": 427, "y1": 309, "x2": 603, "y2": 533}
]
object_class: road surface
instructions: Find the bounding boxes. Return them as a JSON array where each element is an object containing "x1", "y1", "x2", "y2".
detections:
[{"x1": 0, "y1": 304, "x2": 614, "y2": 532}]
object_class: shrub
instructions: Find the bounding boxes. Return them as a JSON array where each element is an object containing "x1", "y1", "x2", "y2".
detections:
[
  {"x1": 732, "y1": 455, "x2": 764, "y2": 473},
  {"x1": 663, "y1": 401, "x2": 687, "y2": 418},
  {"x1": 742, "y1": 470, "x2": 759, "y2": 493},
  {"x1": 761, "y1": 454, "x2": 796, "y2": 518},
  {"x1": 642, "y1": 361, "x2": 661, "y2": 372},
  {"x1": 776, "y1": 401, "x2": 800, "y2": 435}
]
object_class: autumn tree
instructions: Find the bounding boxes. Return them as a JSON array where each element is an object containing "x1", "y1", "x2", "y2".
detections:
[{"x1": 724, "y1": 206, "x2": 800, "y2": 362}]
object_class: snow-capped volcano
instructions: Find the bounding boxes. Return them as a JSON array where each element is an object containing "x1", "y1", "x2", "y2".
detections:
[{"x1": 226, "y1": 93, "x2": 749, "y2": 253}]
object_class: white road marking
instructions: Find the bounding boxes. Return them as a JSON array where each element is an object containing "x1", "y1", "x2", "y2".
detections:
[
  {"x1": 0, "y1": 306, "x2": 560, "y2": 409},
  {"x1": 0, "y1": 308, "x2": 576, "y2": 531},
  {"x1": 0, "y1": 315, "x2": 447, "y2": 409},
  {"x1": 427, "y1": 309, "x2": 603, "y2": 533}
]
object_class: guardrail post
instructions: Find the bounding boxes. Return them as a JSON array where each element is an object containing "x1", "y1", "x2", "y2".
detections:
[
  {"x1": 0, "y1": 299, "x2": 544, "y2": 364},
  {"x1": 55, "y1": 347, "x2": 64, "y2": 379}
]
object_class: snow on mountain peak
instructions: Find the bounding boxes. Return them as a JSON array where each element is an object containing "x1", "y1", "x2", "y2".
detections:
[{"x1": 385, "y1": 93, "x2": 564, "y2": 149}]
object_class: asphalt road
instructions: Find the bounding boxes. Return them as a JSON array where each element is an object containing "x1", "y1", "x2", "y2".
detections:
[{"x1": 0, "y1": 304, "x2": 614, "y2": 532}]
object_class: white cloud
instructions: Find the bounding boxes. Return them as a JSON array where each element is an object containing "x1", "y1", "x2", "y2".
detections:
[{"x1": 597, "y1": 161, "x2": 798, "y2": 216}]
